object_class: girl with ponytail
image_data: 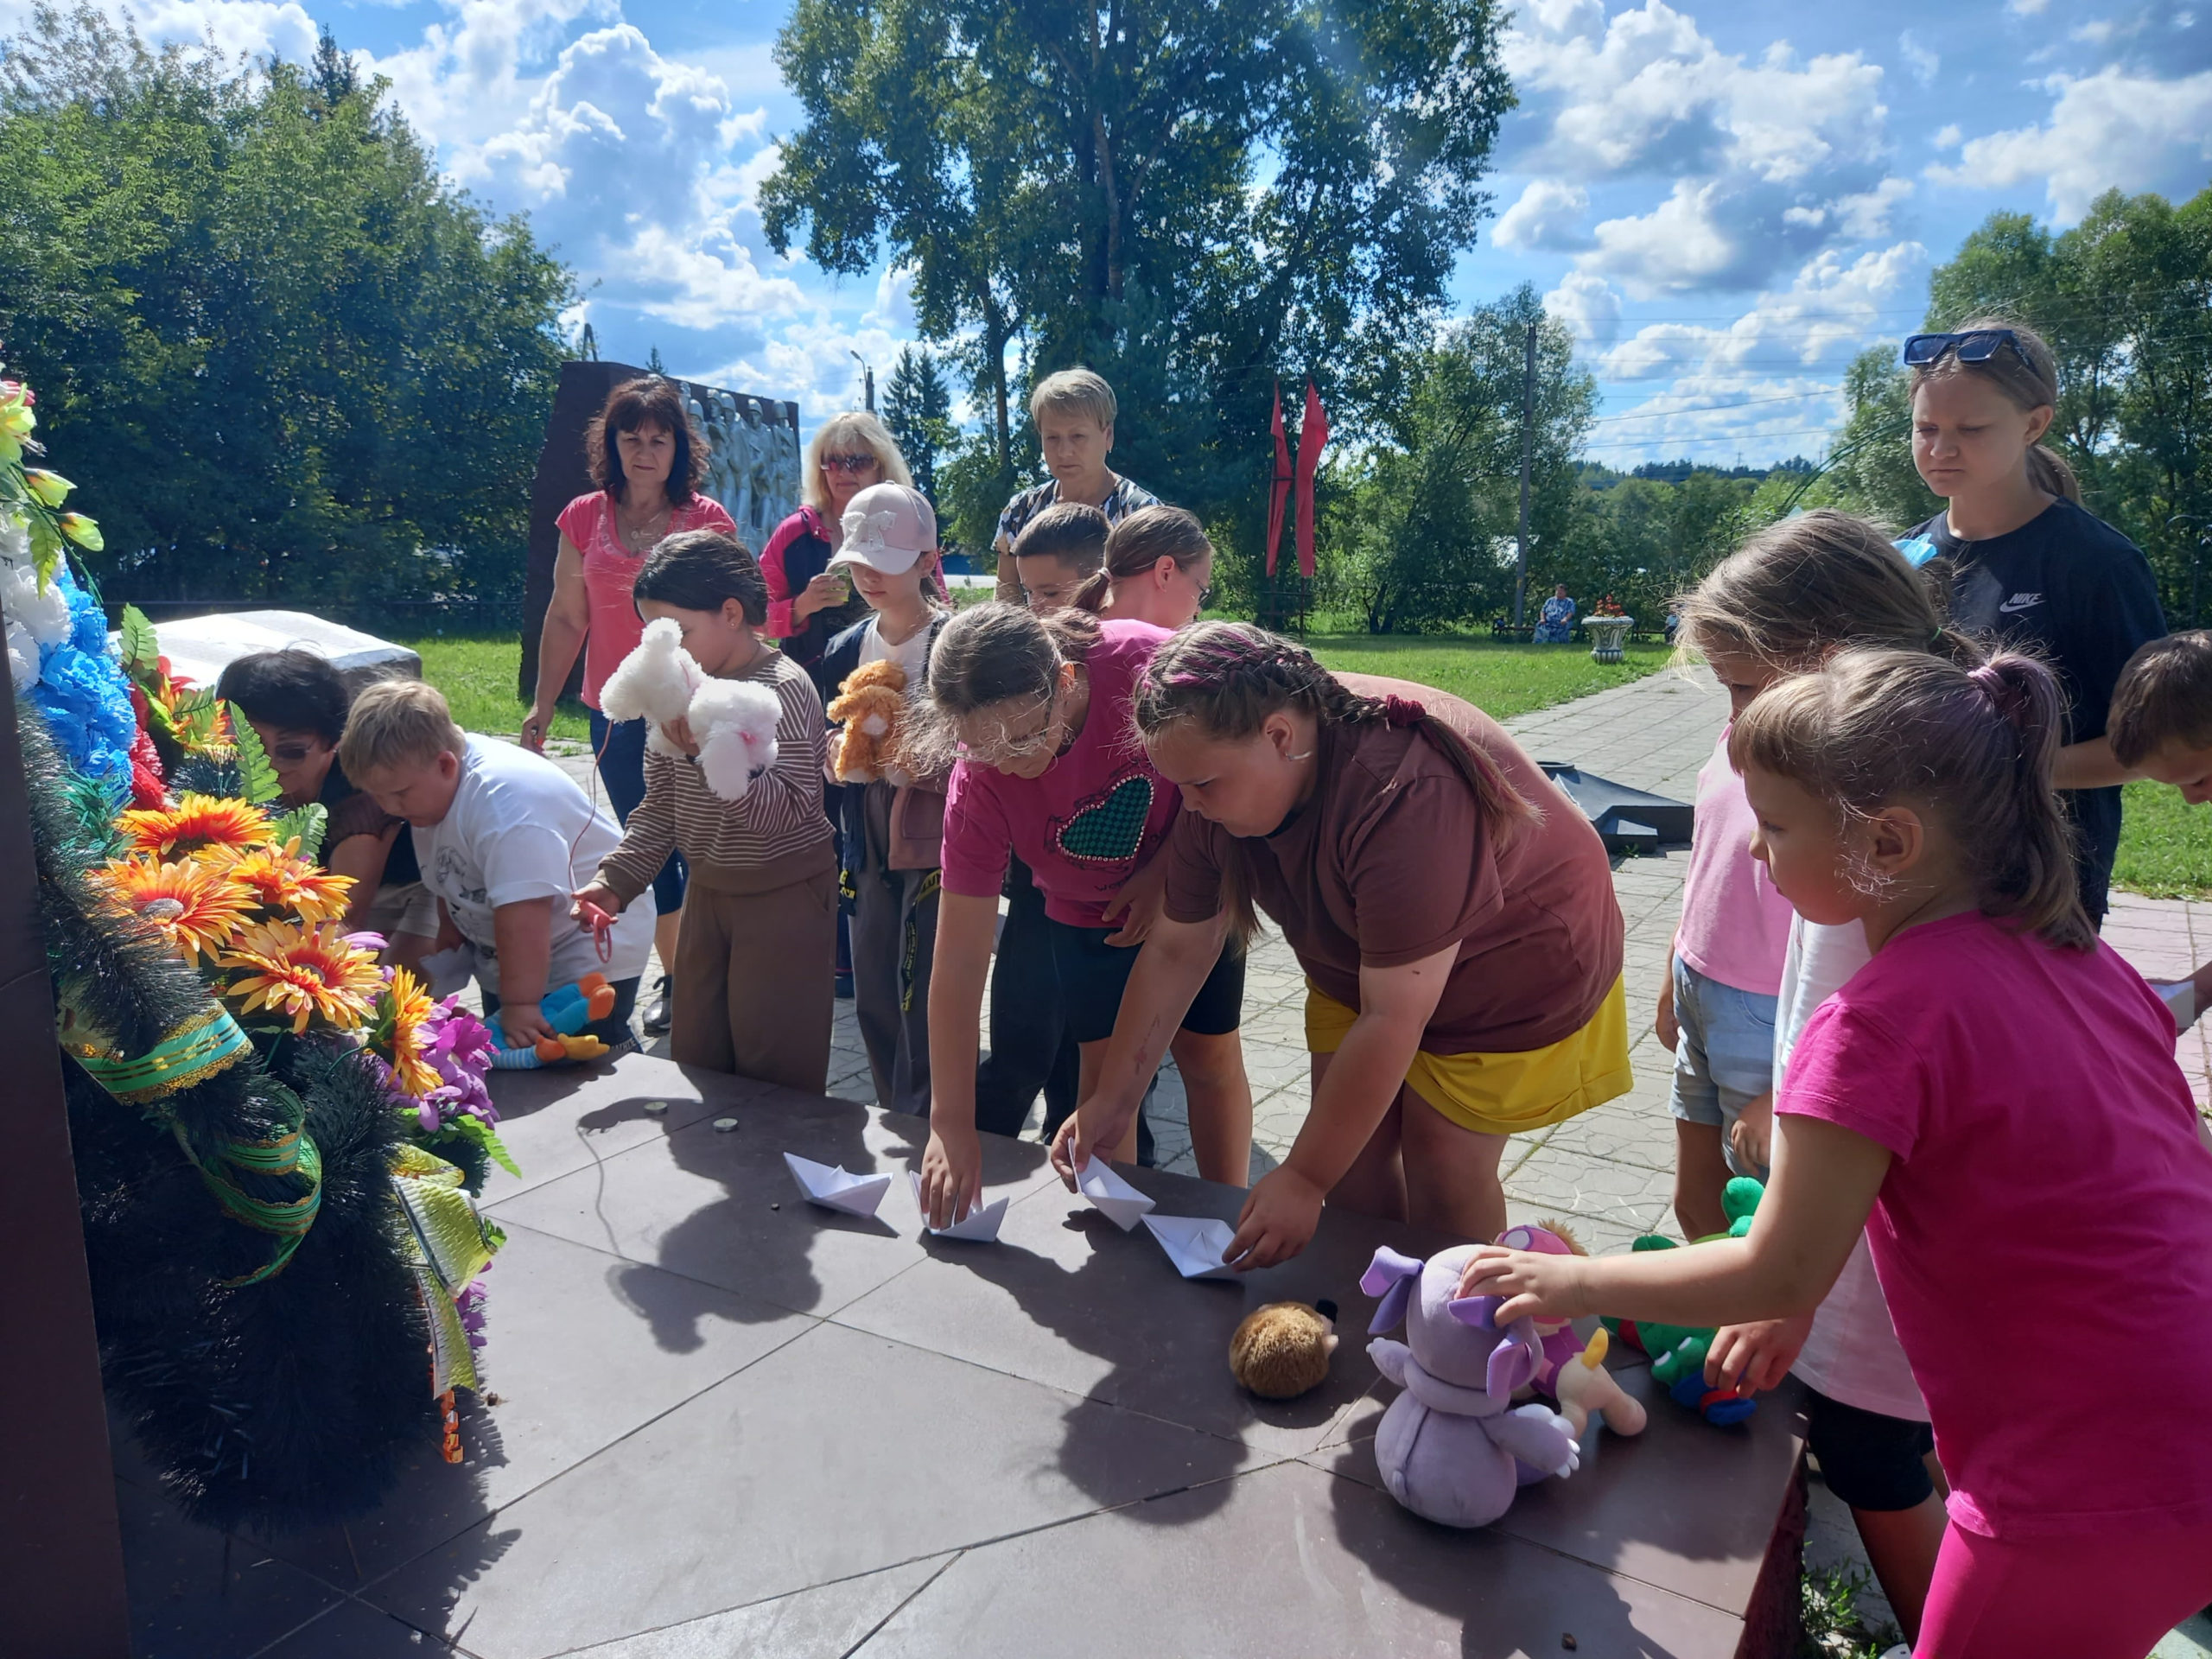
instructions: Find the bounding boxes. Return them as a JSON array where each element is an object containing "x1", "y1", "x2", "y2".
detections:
[
  {"x1": 1903, "y1": 315, "x2": 2165, "y2": 926},
  {"x1": 1462, "y1": 646, "x2": 2212, "y2": 1659},
  {"x1": 1051, "y1": 622, "x2": 1629, "y2": 1264},
  {"x1": 1068, "y1": 504, "x2": 1215, "y2": 628}
]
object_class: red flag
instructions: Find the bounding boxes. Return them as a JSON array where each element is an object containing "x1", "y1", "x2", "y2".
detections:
[
  {"x1": 1265, "y1": 381, "x2": 1292, "y2": 577},
  {"x1": 1294, "y1": 379, "x2": 1329, "y2": 580}
]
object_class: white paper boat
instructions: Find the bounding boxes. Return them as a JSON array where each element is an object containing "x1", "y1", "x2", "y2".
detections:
[
  {"x1": 1141, "y1": 1214, "x2": 1241, "y2": 1281},
  {"x1": 1074, "y1": 1158, "x2": 1156, "y2": 1232},
  {"x1": 782, "y1": 1153, "x2": 892, "y2": 1219},
  {"x1": 906, "y1": 1173, "x2": 1008, "y2": 1243}
]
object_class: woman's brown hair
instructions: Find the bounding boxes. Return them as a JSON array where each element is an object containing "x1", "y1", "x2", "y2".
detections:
[
  {"x1": 1675, "y1": 508, "x2": 1977, "y2": 673},
  {"x1": 586, "y1": 376, "x2": 709, "y2": 505},
  {"x1": 1731, "y1": 646, "x2": 2092, "y2": 950},
  {"x1": 1133, "y1": 621, "x2": 1535, "y2": 946},
  {"x1": 1910, "y1": 315, "x2": 2080, "y2": 504},
  {"x1": 1074, "y1": 504, "x2": 1211, "y2": 613}
]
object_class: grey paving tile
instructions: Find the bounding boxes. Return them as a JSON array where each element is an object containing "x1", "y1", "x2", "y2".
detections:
[{"x1": 556, "y1": 1556, "x2": 950, "y2": 1659}]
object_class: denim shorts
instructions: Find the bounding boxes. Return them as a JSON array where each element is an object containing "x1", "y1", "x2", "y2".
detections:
[{"x1": 1668, "y1": 957, "x2": 1776, "y2": 1176}]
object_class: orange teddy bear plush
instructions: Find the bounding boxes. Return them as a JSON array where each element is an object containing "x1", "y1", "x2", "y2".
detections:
[{"x1": 827, "y1": 658, "x2": 912, "y2": 784}]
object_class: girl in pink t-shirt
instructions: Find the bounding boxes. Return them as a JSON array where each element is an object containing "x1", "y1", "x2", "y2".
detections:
[
  {"x1": 912, "y1": 603, "x2": 1252, "y2": 1227},
  {"x1": 1463, "y1": 646, "x2": 2212, "y2": 1659}
]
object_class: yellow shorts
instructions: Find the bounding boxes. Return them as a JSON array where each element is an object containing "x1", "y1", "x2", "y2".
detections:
[{"x1": 1304, "y1": 975, "x2": 1632, "y2": 1136}]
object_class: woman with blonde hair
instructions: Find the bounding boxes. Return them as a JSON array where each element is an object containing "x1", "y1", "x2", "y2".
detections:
[{"x1": 761, "y1": 410, "x2": 916, "y2": 690}]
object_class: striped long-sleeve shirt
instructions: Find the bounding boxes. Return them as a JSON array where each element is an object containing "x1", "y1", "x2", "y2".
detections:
[{"x1": 596, "y1": 646, "x2": 835, "y2": 903}]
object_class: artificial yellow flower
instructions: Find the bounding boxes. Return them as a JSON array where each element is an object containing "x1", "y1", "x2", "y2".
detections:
[
  {"x1": 92, "y1": 856, "x2": 251, "y2": 965},
  {"x1": 206, "y1": 842, "x2": 354, "y2": 925},
  {"x1": 220, "y1": 920, "x2": 384, "y2": 1034},
  {"x1": 118, "y1": 793, "x2": 275, "y2": 860},
  {"x1": 374, "y1": 967, "x2": 441, "y2": 1097}
]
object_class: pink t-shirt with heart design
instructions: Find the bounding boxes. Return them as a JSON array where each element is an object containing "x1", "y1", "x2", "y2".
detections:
[{"x1": 940, "y1": 620, "x2": 1180, "y2": 928}]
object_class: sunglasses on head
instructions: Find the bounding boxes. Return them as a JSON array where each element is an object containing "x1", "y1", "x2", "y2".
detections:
[
  {"x1": 822, "y1": 453, "x2": 878, "y2": 474},
  {"x1": 1902, "y1": 330, "x2": 2030, "y2": 370}
]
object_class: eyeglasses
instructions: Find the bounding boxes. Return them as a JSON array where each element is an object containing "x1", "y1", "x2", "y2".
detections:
[
  {"x1": 953, "y1": 689, "x2": 1062, "y2": 766},
  {"x1": 822, "y1": 453, "x2": 878, "y2": 474},
  {"x1": 1902, "y1": 330, "x2": 2031, "y2": 370},
  {"x1": 269, "y1": 744, "x2": 321, "y2": 766}
]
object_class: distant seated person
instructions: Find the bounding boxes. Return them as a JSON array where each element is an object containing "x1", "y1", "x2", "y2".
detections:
[
  {"x1": 338, "y1": 678, "x2": 655, "y2": 1053},
  {"x1": 1534, "y1": 583, "x2": 1576, "y2": 643},
  {"x1": 2110, "y1": 629, "x2": 2212, "y2": 1030},
  {"x1": 215, "y1": 649, "x2": 436, "y2": 966},
  {"x1": 1009, "y1": 500, "x2": 1109, "y2": 613}
]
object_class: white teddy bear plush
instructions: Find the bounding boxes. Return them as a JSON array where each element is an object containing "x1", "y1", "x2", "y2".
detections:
[{"x1": 598, "y1": 617, "x2": 782, "y2": 801}]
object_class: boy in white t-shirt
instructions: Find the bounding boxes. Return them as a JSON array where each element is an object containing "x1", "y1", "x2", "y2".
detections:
[{"x1": 339, "y1": 678, "x2": 655, "y2": 1052}]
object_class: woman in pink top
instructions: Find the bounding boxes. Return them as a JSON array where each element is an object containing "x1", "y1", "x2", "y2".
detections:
[
  {"x1": 912, "y1": 603, "x2": 1252, "y2": 1227},
  {"x1": 523, "y1": 376, "x2": 737, "y2": 1021},
  {"x1": 1464, "y1": 647, "x2": 2212, "y2": 1659}
]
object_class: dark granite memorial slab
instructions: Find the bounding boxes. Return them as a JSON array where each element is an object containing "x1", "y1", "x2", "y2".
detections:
[
  {"x1": 855, "y1": 1459, "x2": 1748, "y2": 1659},
  {"x1": 112, "y1": 1053, "x2": 1805, "y2": 1659}
]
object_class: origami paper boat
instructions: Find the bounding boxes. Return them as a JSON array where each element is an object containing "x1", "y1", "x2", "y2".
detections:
[
  {"x1": 1141, "y1": 1214, "x2": 1241, "y2": 1281},
  {"x1": 782, "y1": 1153, "x2": 892, "y2": 1219},
  {"x1": 907, "y1": 1172, "x2": 1008, "y2": 1242},
  {"x1": 1074, "y1": 1158, "x2": 1156, "y2": 1232}
]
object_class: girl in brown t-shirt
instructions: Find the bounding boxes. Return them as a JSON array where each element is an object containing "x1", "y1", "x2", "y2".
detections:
[{"x1": 1050, "y1": 622, "x2": 1628, "y2": 1266}]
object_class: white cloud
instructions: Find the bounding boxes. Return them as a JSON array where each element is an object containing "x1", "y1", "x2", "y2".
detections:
[
  {"x1": 1897, "y1": 31, "x2": 1938, "y2": 86},
  {"x1": 2008, "y1": 0, "x2": 2050, "y2": 14},
  {"x1": 1495, "y1": 179, "x2": 1593, "y2": 250},
  {"x1": 1928, "y1": 67, "x2": 2212, "y2": 221},
  {"x1": 1503, "y1": 0, "x2": 1899, "y2": 292},
  {"x1": 1544, "y1": 270, "x2": 1623, "y2": 345},
  {"x1": 1933, "y1": 123, "x2": 1962, "y2": 149}
]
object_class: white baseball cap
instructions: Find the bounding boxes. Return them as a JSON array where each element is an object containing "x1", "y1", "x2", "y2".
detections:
[{"x1": 833, "y1": 482, "x2": 937, "y2": 575}]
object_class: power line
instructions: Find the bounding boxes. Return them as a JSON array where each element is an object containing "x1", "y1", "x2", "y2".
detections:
[{"x1": 1589, "y1": 388, "x2": 1844, "y2": 424}]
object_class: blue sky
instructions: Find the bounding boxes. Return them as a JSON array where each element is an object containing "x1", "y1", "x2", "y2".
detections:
[{"x1": 14, "y1": 0, "x2": 2211, "y2": 465}]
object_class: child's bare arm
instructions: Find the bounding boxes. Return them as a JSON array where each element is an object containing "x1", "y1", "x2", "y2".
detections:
[
  {"x1": 919, "y1": 892, "x2": 999, "y2": 1226},
  {"x1": 491, "y1": 897, "x2": 557, "y2": 1047},
  {"x1": 1459, "y1": 1112, "x2": 1890, "y2": 1328}
]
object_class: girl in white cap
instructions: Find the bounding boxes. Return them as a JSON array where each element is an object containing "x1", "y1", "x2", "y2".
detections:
[{"x1": 818, "y1": 483, "x2": 950, "y2": 1116}]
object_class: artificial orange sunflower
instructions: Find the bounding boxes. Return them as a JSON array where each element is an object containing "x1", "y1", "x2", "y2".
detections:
[
  {"x1": 372, "y1": 966, "x2": 441, "y2": 1097},
  {"x1": 118, "y1": 793, "x2": 275, "y2": 861},
  {"x1": 206, "y1": 842, "x2": 354, "y2": 925},
  {"x1": 92, "y1": 856, "x2": 251, "y2": 964},
  {"x1": 219, "y1": 919, "x2": 384, "y2": 1034}
]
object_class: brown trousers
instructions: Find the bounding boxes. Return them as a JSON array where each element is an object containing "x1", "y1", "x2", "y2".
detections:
[{"x1": 671, "y1": 868, "x2": 838, "y2": 1092}]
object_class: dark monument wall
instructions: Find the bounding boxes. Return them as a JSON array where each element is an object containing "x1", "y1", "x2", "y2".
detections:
[{"x1": 519, "y1": 361, "x2": 801, "y2": 702}]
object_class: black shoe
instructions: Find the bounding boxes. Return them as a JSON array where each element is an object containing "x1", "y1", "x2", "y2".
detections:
[
  {"x1": 834, "y1": 970, "x2": 855, "y2": 1001},
  {"x1": 643, "y1": 976, "x2": 672, "y2": 1035}
]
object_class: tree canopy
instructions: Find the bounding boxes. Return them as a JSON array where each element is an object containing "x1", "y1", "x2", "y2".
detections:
[
  {"x1": 0, "y1": 5, "x2": 574, "y2": 610},
  {"x1": 760, "y1": 0, "x2": 1515, "y2": 568}
]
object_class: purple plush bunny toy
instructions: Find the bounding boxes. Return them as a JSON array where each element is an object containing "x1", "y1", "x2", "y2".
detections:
[{"x1": 1361, "y1": 1243, "x2": 1582, "y2": 1529}]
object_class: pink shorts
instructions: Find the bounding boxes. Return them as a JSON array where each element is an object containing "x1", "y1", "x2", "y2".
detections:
[{"x1": 1923, "y1": 1518, "x2": 2212, "y2": 1658}]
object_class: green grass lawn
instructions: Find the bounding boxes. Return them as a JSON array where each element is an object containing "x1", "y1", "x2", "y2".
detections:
[
  {"x1": 396, "y1": 632, "x2": 592, "y2": 742},
  {"x1": 1300, "y1": 634, "x2": 1673, "y2": 723},
  {"x1": 2114, "y1": 779, "x2": 2212, "y2": 899}
]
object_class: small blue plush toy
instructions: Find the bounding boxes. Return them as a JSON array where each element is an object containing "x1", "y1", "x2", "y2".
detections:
[{"x1": 488, "y1": 973, "x2": 619, "y2": 1070}]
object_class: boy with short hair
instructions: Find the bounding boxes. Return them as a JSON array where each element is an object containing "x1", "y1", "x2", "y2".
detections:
[
  {"x1": 991, "y1": 367, "x2": 1158, "y2": 604},
  {"x1": 2110, "y1": 629, "x2": 2212, "y2": 1028},
  {"x1": 1010, "y1": 500, "x2": 1109, "y2": 613},
  {"x1": 217, "y1": 649, "x2": 435, "y2": 962},
  {"x1": 339, "y1": 679, "x2": 655, "y2": 1052}
]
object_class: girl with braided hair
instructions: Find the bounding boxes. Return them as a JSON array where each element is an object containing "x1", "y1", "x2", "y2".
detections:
[
  {"x1": 1051, "y1": 622, "x2": 1628, "y2": 1264},
  {"x1": 914, "y1": 602, "x2": 1253, "y2": 1227}
]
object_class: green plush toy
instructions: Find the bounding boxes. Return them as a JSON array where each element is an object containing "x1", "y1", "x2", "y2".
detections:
[{"x1": 1605, "y1": 1177, "x2": 1764, "y2": 1426}]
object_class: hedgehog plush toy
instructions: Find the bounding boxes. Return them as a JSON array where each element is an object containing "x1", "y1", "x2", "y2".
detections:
[{"x1": 1229, "y1": 1300, "x2": 1339, "y2": 1400}]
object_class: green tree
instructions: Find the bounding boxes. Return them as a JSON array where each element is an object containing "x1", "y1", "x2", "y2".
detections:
[
  {"x1": 1804, "y1": 346, "x2": 1938, "y2": 532},
  {"x1": 880, "y1": 345, "x2": 956, "y2": 507},
  {"x1": 758, "y1": 0, "x2": 1515, "y2": 582},
  {"x1": 0, "y1": 6, "x2": 574, "y2": 609},
  {"x1": 1312, "y1": 287, "x2": 1592, "y2": 633}
]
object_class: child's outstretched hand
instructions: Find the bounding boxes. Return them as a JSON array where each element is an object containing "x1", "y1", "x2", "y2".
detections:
[
  {"x1": 1705, "y1": 1313, "x2": 1812, "y2": 1397},
  {"x1": 498, "y1": 1001, "x2": 559, "y2": 1052},
  {"x1": 1225, "y1": 1167, "x2": 1324, "y2": 1271},
  {"x1": 1456, "y1": 1245, "x2": 1594, "y2": 1325},
  {"x1": 1100, "y1": 854, "x2": 1169, "y2": 947},
  {"x1": 919, "y1": 1122, "x2": 982, "y2": 1230}
]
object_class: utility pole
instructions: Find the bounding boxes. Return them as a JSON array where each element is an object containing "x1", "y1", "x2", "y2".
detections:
[
  {"x1": 850, "y1": 350, "x2": 875, "y2": 413},
  {"x1": 1514, "y1": 321, "x2": 1536, "y2": 626}
]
